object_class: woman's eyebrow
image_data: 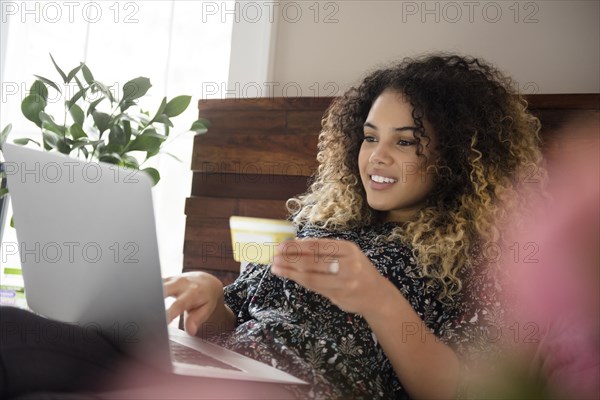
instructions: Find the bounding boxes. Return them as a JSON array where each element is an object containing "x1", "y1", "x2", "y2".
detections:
[{"x1": 363, "y1": 122, "x2": 417, "y2": 132}]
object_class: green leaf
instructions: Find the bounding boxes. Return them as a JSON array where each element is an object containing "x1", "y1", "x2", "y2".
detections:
[
  {"x1": 69, "y1": 104, "x2": 85, "y2": 125},
  {"x1": 94, "y1": 81, "x2": 115, "y2": 104},
  {"x1": 154, "y1": 115, "x2": 174, "y2": 128},
  {"x1": 71, "y1": 138, "x2": 100, "y2": 153},
  {"x1": 142, "y1": 167, "x2": 160, "y2": 186},
  {"x1": 137, "y1": 130, "x2": 167, "y2": 140},
  {"x1": 86, "y1": 97, "x2": 104, "y2": 116},
  {"x1": 13, "y1": 138, "x2": 41, "y2": 147},
  {"x1": 21, "y1": 94, "x2": 47, "y2": 127},
  {"x1": 66, "y1": 64, "x2": 83, "y2": 83},
  {"x1": 39, "y1": 112, "x2": 65, "y2": 134},
  {"x1": 120, "y1": 99, "x2": 137, "y2": 113},
  {"x1": 190, "y1": 119, "x2": 208, "y2": 134},
  {"x1": 98, "y1": 153, "x2": 122, "y2": 164},
  {"x1": 42, "y1": 128, "x2": 69, "y2": 154},
  {"x1": 49, "y1": 53, "x2": 68, "y2": 83},
  {"x1": 81, "y1": 63, "x2": 94, "y2": 84},
  {"x1": 0, "y1": 188, "x2": 8, "y2": 198},
  {"x1": 0, "y1": 124, "x2": 12, "y2": 148},
  {"x1": 74, "y1": 76, "x2": 85, "y2": 92},
  {"x1": 33, "y1": 75, "x2": 61, "y2": 93},
  {"x1": 92, "y1": 111, "x2": 111, "y2": 135},
  {"x1": 107, "y1": 125, "x2": 127, "y2": 153},
  {"x1": 126, "y1": 130, "x2": 165, "y2": 156},
  {"x1": 71, "y1": 138, "x2": 92, "y2": 153},
  {"x1": 150, "y1": 97, "x2": 167, "y2": 123},
  {"x1": 121, "y1": 154, "x2": 140, "y2": 169},
  {"x1": 122, "y1": 120, "x2": 132, "y2": 143},
  {"x1": 68, "y1": 123, "x2": 87, "y2": 140},
  {"x1": 122, "y1": 77, "x2": 151, "y2": 102},
  {"x1": 163, "y1": 95, "x2": 191, "y2": 118},
  {"x1": 30, "y1": 80, "x2": 48, "y2": 101},
  {"x1": 57, "y1": 141, "x2": 71, "y2": 154},
  {"x1": 66, "y1": 85, "x2": 88, "y2": 110}
]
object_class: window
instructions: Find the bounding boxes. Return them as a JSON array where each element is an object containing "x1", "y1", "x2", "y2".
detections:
[{"x1": 1, "y1": 0, "x2": 233, "y2": 277}]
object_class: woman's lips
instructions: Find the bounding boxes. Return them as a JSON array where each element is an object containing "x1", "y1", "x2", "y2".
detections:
[{"x1": 369, "y1": 175, "x2": 397, "y2": 190}]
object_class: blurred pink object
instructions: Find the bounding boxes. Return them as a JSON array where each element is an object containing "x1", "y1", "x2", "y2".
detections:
[{"x1": 507, "y1": 112, "x2": 599, "y2": 399}]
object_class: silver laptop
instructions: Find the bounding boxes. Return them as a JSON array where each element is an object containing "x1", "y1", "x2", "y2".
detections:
[{"x1": 2, "y1": 143, "x2": 306, "y2": 385}]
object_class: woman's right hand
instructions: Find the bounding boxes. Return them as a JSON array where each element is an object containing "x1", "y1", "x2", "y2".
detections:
[{"x1": 163, "y1": 271, "x2": 227, "y2": 336}]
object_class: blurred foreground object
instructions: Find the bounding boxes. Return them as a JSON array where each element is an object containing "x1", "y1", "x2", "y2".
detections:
[{"x1": 493, "y1": 110, "x2": 599, "y2": 399}]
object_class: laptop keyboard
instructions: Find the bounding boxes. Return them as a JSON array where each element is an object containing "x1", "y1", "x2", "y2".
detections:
[{"x1": 170, "y1": 341, "x2": 242, "y2": 371}]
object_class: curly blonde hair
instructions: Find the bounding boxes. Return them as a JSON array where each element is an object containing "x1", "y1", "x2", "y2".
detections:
[{"x1": 287, "y1": 54, "x2": 547, "y2": 300}]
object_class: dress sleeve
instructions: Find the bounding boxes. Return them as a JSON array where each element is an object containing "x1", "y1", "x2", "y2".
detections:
[
  {"x1": 222, "y1": 263, "x2": 269, "y2": 324},
  {"x1": 435, "y1": 262, "x2": 508, "y2": 398},
  {"x1": 440, "y1": 265, "x2": 506, "y2": 358}
]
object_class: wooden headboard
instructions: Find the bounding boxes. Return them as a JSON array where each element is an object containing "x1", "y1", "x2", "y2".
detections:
[{"x1": 184, "y1": 94, "x2": 599, "y2": 284}]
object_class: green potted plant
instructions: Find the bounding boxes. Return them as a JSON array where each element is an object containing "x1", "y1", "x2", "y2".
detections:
[
  {"x1": 1, "y1": 54, "x2": 208, "y2": 244},
  {"x1": 17, "y1": 54, "x2": 208, "y2": 184}
]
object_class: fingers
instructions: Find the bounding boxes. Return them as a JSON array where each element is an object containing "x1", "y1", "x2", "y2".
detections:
[
  {"x1": 184, "y1": 303, "x2": 216, "y2": 336},
  {"x1": 273, "y1": 239, "x2": 381, "y2": 315},
  {"x1": 165, "y1": 287, "x2": 203, "y2": 324},
  {"x1": 272, "y1": 239, "x2": 347, "y2": 291},
  {"x1": 163, "y1": 276, "x2": 211, "y2": 336},
  {"x1": 275, "y1": 239, "x2": 344, "y2": 274}
]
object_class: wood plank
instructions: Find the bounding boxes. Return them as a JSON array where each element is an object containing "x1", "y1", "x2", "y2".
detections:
[
  {"x1": 184, "y1": 197, "x2": 237, "y2": 219},
  {"x1": 196, "y1": 110, "x2": 287, "y2": 134},
  {"x1": 199, "y1": 97, "x2": 334, "y2": 112},
  {"x1": 286, "y1": 110, "x2": 324, "y2": 135},
  {"x1": 183, "y1": 254, "x2": 239, "y2": 272},
  {"x1": 191, "y1": 173, "x2": 310, "y2": 200},
  {"x1": 198, "y1": 95, "x2": 599, "y2": 115},
  {"x1": 185, "y1": 197, "x2": 289, "y2": 219},
  {"x1": 192, "y1": 134, "x2": 318, "y2": 175},
  {"x1": 183, "y1": 239, "x2": 237, "y2": 271},
  {"x1": 184, "y1": 237, "x2": 233, "y2": 259},
  {"x1": 184, "y1": 221, "x2": 230, "y2": 243},
  {"x1": 524, "y1": 94, "x2": 599, "y2": 110}
]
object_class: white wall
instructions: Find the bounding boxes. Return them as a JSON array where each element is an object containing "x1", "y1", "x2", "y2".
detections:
[{"x1": 269, "y1": 0, "x2": 599, "y2": 96}]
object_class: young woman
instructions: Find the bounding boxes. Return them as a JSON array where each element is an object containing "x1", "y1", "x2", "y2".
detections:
[
  {"x1": 1, "y1": 54, "x2": 546, "y2": 399},
  {"x1": 163, "y1": 54, "x2": 546, "y2": 399}
]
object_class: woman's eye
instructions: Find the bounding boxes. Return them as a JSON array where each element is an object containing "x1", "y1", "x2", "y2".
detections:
[
  {"x1": 363, "y1": 135, "x2": 377, "y2": 143},
  {"x1": 398, "y1": 139, "x2": 416, "y2": 146}
]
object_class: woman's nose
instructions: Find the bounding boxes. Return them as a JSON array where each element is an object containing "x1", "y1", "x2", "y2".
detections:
[{"x1": 369, "y1": 144, "x2": 392, "y2": 165}]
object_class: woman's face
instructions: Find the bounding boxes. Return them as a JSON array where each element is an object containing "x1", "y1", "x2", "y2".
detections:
[{"x1": 358, "y1": 90, "x2": 438, "y2": 222}]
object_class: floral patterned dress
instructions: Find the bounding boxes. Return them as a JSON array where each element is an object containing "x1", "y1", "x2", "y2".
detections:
[{"x1": 219, "y1": 223, "x2": 503, "y2": 399}]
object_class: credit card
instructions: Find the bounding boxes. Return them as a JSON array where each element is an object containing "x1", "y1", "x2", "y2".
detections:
[{"x1": 229, "y1": 216, "x2": 296, "y2": 264}]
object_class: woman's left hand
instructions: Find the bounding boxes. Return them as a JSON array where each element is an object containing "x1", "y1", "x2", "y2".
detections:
[{"x1": 271, "y1": 238, "x2": 387, "y2": 315}]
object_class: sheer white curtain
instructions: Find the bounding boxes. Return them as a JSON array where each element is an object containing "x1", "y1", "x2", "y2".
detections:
[{"x1": 0, "y1": 0, "x2": 233, "y2": 277}]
